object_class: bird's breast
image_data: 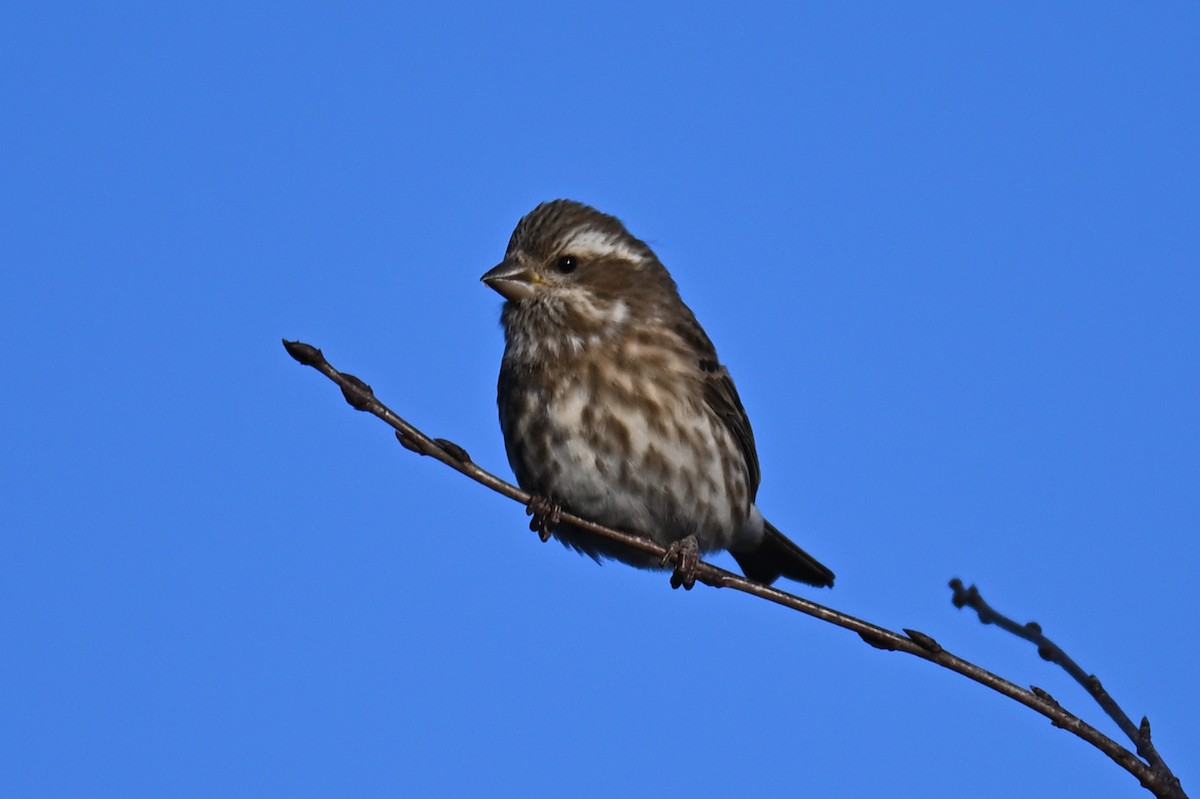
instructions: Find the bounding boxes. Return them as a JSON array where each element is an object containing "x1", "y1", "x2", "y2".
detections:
[{"x1": 500, "y1": 338, "x2": 750, "y2": 552}]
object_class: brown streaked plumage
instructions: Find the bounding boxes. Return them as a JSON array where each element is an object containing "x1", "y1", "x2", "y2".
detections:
[{"x1": 481, "y1": 199, "x2": 834, "y2": 588}]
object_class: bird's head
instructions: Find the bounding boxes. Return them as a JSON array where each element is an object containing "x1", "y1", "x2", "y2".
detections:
[{"x1": 481, "y1": 200, "x2": 680, "y2": 346}]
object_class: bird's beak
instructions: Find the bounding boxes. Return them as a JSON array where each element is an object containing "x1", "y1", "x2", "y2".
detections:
[{"x1": 481, "y1": 258, "x2": 539, "y2": 302}]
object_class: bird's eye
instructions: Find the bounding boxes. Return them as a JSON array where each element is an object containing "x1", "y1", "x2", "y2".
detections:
[{"x1": 555, "y1": 255, "x2": 578, "y2": 274}]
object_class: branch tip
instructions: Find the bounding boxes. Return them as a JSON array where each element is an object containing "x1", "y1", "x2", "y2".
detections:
[
  {"x1": 948, "y1": 578, "x2": 978, "y2": 610},
  {"x1": 282, "y1": 338, "x2": 324, "y2": 367}
]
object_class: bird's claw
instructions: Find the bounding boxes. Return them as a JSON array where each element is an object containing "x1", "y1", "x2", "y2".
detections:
[
  {"x1": 526, "y1": 496, "x2": 561, "y2": 543},
  {"x1": 661, "y1": 535, "x2": 700, "y2": 590}
]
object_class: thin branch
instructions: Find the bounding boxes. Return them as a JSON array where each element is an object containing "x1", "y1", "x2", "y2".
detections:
[
  {"x1": 950, "y1": 579, "x2": 1183, "y2": 798},
  {"x1": 283, "y1": 339, "x2": 1187, "y2": 799}
]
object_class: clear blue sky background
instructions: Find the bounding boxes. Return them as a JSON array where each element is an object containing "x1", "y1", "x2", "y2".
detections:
[{"x1": 3, "y1": 3, "x2": 1197, "y2": 797}]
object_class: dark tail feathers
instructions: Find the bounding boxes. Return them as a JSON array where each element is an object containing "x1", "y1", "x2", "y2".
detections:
[{"x1": 731, "y1": 520, "x2": 835, "y2": 588}]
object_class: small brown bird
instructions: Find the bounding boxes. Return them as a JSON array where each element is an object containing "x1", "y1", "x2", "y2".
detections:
[{"x1": 481, "y1": 200, "x2": 834, "y2": 589}]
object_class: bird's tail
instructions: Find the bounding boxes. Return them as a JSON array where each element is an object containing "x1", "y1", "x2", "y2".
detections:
[{"x1": 731, "y1": 520, "x2": 835, "y2": 588}]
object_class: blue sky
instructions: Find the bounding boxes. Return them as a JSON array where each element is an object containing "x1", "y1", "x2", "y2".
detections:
[{"x1": 3, "y1": 3, "x2": 1197, "y2": 797}]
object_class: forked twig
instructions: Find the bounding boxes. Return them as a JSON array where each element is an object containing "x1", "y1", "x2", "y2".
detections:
[
  {"x1": 283, "y1": 339, "x2": 1186, "y2": 799},
  {"x1": 950, "y1": 580, "x2": 1182, "y2": 796}
]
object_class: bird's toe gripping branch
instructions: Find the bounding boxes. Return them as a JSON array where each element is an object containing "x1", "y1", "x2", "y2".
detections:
[
  {"x1": 662, "y1": 535, "x2": 701, "y2": 590},
  {"x1": 525, "y1": 496, "x2": 562, "y2": 543}
]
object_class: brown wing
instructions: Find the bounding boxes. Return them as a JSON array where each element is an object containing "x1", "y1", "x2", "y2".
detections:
[
  {"x1": 703, "y1": 362, "x2": 761, "y2": 497},
  {"x1": 672, "y1": 310, "x2": 762, "y2": 498}
]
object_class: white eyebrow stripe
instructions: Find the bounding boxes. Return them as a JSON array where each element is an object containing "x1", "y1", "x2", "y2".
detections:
[{"x1": 561, "y1": 228, "x2": 645, "y2": 263}]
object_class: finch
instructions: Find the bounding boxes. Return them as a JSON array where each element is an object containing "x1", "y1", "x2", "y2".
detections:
[{"x1": 481, "y1": 200, "x2": 834, "y2": 588}]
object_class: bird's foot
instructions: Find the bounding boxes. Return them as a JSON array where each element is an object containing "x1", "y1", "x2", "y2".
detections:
[
  {"x1": 661, "y1": 535, "x2": 700, "y2": 590},
  {"x1": 525, "y1": 496, "x2": 561, "y2": 543}
]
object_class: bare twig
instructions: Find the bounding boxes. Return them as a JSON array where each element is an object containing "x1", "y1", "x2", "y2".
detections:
[
  {"x1": 950, "y1": 579, "x2": 1183, "y2": 798},
  {"x1": 283, "y1": 339, "x2": 1187, "y2": 799}
]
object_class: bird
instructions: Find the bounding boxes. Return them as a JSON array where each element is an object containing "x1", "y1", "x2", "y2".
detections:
[{"x1": 480, "y1": 199, "x2": 834, "y2": 589}]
